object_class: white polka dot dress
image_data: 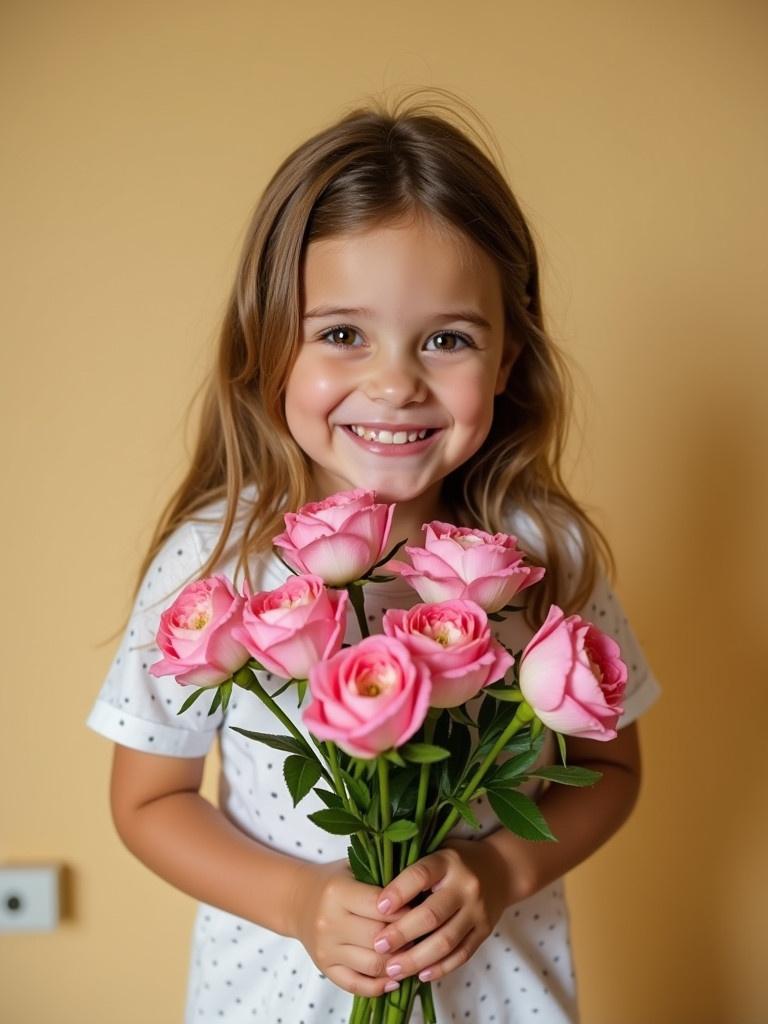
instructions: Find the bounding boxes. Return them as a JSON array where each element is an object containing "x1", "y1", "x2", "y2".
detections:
[{"x1": 86, "y1": 495, "x2": 662, "y2": 1023}]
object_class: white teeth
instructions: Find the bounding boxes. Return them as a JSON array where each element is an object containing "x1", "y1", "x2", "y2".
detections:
[{"x1": 349, "y1": 425, "x2": 430, "y2": 444}]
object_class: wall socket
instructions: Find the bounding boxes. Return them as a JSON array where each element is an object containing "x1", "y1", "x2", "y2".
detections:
[{"x1": 0, "y1": 864, "x2": 61, "y2": 932}]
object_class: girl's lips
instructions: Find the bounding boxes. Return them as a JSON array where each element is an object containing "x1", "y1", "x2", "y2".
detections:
[{"x1": 340, "y1": 424, "x2": 443, "y2": 457}]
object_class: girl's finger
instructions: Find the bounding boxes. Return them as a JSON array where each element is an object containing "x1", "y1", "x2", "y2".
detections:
[
  {"x1": 336, "y1": 942, "x2": 391, "y2": 979},
  {"x1": 342, "y1": 914, "x2": 394, "y2": 950},
  {"x1": 372, "y1": 888, "x2": 459, "y2": 954},
  {"x1": 383, "y1": 917, "x2": 474, "y2": 982},
  {"x1": 326, "y1": 963, "x2": 401, "y2": 999},
  {"x1": 415, "y1": 926, "x2": 482, "y2": 984},
  {"x1": 376, "y1": 854, "x2": 445, "y2": 914}
]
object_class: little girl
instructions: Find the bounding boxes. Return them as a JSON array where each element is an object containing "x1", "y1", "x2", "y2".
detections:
[{"x1": 87, "y1": 91, "x2": 661, "y2": 1023}]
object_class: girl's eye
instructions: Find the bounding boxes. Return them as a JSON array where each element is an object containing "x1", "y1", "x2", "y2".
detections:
[
  {"x1": 318, "y1": 324, "x2": 475, "y2": 354},
  {"x1": 424, "y1": 332, "x2": 474, "y2": 354},
  {"x1": 320, "y1": 325, "x2": 362, "y2": 348}
]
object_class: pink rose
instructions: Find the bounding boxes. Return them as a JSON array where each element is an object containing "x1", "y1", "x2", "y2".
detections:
[
  {"x1": 518, "y1": 605, "x2": 627, "y2": 740},
  {"x1": 273, "y1": 488, "x2": 396, "y2": 587},
  {"x1": 149, "y1": 575, "x2": 249, "y2": 687},
  {"x1": 382, "y1": 600, "x2": 514, "y2": 707},
  {"x1": 385, "y1": 521, "x2": 546, "y2": 613},
  {"x1": 231, "y1": 574, "x2": 348, "y2": 681},
  {"x1": 302, "y1": 636, "x2": 432, "y2": 758}
]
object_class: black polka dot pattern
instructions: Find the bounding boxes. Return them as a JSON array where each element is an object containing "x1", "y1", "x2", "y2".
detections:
[{"x1": 85, "y1": 495, "x2": 661, "y2": 1022}]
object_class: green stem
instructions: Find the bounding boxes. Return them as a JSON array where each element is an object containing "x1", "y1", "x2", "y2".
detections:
[
  {"x1": 347, "y1": 582, "x2": 370, "y2": 639},
  {"x1": 326, "y1": 742, "x2": 380, "y2": 882},
  {"x1": 235, "y1": 666, "x2": 332, "y2": 781},
  {"x1": 419, "y1": 980, "x2": 437, "y2": 1023},
  {"x1": 426, "y1": 701, "x2": 536, "y2": 853},
  {"x1": 405, "y1": 716, "x2": 435, "y2": 867},
  {"x1": 371, "y1": 994, "x2": 386, "y2": 1023},
  {"x1": 354, "y1": 996, "x2": 372, "y2": 1024},
  {"x1": 378, "y1": 756, "x2": 393, "y2": 884}
]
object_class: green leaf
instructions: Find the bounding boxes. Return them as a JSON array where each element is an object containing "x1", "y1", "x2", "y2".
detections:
[
  {"x1": 473, "y1": 703, "x2": 519, "y2": 760},
  {"x1": 296, "y1": 677, "x2": 308, "y2": 707},
  {"x1": 369, "y1": 536, "x2": 408, "y2": 572},
  {"x1": 176, "y1": 687, "x2": 208, "y2": 715},
  {"x1": 443, "y1": 721, "x2": 471, "y2": 791},
  {"x1": 400, "y1": 742, "x2": 450, "y2": 764},
  {"x1": 307, "y1": 808, "x2": 364, "y2": 835},
  {"x1": 448, "y1": 705, "x2": 476, "y2": 728},
  {"x1": 382, "y1": 819, "x2": 419, "y2": 842},
  {"x1": 366, "y1": 573, "x2": 397, "y2": 583},
  {"x1": 556, "y1": 732, "x2": 567, "y2": 766},
  {"x1": 208, "y1": 687, "x2": 223, "y2": 716},
  {"x1": 347, "y1": 843, "x2": 376, "y2": 884},
  {"x1": 342, "y1": 771, "x2": 371, "y2": 812},
  {"x1": 228, "y1": 727, "x2": 308, "y2": 757},
  {"x1": 383, "y1": 749, "x2": 406, "y2": 767},
  {"x1": 268, "y1": 677, "x2": 294, "y2": 699},
  {"x1": 389, "y1": 765, "x2": 420, "y2": 815},
  {"x1": 350, "y1": 832, "x2": 371, "y2": 867},
  {"x1": 528, "y1": 765, "x2": 603, "y2": 787},
  {"x1": 219, "y1": 680, "x2": 233, "y2": 712},
  {"x1": 486, "y1": 745, "x2": 543, "y2": 785},
  {"x1": 483, "y1": 684, "x2": 525, "y2": 703},
  {"x1": 283, "y1": 755, "x2": 322, "y2": 807},
  {"x1": 313, "y1": 787, "x2": 344, "y2": 810},
  {"x1": 487, "y1": 789, "x2": 556, "y2": 842},
  {"x1": 447, "y1": 797, "x2": 482, "y2": 831},
  {"x1": 503, "y1": 729, "x2": 537, "y2": 756},
  {"x1": 365, "y1": 790, "x2": 381, "y2": 829}
]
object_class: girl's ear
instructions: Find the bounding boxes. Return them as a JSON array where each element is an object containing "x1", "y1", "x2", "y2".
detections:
[{"x1": 494, "y1": 334, "x2": 523, "y2": 396}]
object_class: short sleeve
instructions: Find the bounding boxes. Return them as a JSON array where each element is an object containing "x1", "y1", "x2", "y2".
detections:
[
  {"x1": 506, "y1": 506, "x2": 662, "y2": 730},
  {"x1": 578, "y1": 572, "x2": 662, "y2": 729},
  {"x1": 85, "y1": 520, "x2": 224, "y2": 757}
]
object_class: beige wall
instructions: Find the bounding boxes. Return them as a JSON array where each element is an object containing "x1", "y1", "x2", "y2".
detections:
[{"x1": 2, "y1": 1, "x2": 766, "y2": 1021}]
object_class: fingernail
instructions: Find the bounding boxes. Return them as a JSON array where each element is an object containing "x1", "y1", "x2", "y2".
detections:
[
  {"x1": 384, "y1": 980, "x2": 400, "y2": 993},
  {"x1": 386, "y1": 963, "x2": 402, "y2": 978},
  {"x1": 377, "y1": 898, "x2": 391, "y2": 913},
  {"x1": 419, "y1": 969, "x2": 433, "y2": 981},
  {"x1": 374, "y1": 938, "x2": 391, "y2": 953}
]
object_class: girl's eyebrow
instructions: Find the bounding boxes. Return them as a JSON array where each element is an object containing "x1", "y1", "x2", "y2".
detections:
[{"x1": 302, "y1": 304, "x2": 491, "y2": 329}]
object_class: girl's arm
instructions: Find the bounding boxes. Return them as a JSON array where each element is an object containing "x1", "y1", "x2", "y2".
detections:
[
  {"x1": 481, "y1": 718, "x2": 642, "y2": 904},
  {"x1": 109, "y1": 743, "x2": 310, "y2": 936},
  {"x1": 110, "y1": 743, "x2": 405, "y2": 997}
]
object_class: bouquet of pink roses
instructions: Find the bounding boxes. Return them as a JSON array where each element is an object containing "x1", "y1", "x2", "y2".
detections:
[{"x1": 149, "y1": 489, "x2": 628, "y2": 1024}]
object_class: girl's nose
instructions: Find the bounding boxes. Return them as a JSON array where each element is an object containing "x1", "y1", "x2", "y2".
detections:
[{"x1": 361, "y1": 350, "x2": 429, "y2": 406}]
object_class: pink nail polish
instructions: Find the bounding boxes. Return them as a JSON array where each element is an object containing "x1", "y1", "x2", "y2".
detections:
[
  {"x1": 386, "y1": 963, "x2": 402, "y2": 978},
  {"x1": 419, "y1": 969, "x2": 433, "y2": 981},
  {"x1": 374, "y1": 938, "x2": 391, "y2": 953},
  {"x1": 378, "y1": 898, "x2": 391, "y2": 913},
  {"x1": 384, "y1": 980, "x2": 400, "y2": 993}
]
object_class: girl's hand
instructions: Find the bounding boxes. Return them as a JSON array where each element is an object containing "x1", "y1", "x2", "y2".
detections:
[
  {"x1": 370, "y1": 837, "x2": 521, "y2": 984},
  {"x1": 291, "y1": 858, "x2": 409, "y2": 998}
]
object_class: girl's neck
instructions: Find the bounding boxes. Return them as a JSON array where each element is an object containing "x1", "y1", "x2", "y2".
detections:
[{"x1": 389, "y1": 494, "x2": 462, "y2": 551}]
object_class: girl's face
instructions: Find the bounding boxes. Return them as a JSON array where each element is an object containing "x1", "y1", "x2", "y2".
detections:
[{"x1": 286, "y1": 214, "x2": 518, "y2": 512}]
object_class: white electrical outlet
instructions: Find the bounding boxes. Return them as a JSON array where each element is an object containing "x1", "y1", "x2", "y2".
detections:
[{"x1": 0, "y1": 864, "x2": 60, "y2": 932}]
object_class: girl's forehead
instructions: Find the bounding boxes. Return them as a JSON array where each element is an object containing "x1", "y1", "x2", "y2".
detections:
[{"x1": 301, "y1": 218, "x2": 502, "y2": 316}]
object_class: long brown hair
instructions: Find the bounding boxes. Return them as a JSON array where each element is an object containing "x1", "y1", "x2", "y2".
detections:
[{"x1": 110, "y1": 86, "x2": 614, "y2": 640}]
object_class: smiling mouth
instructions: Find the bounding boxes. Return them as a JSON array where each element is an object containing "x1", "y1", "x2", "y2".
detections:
[{"x1": 343, "y1": 425, "x2": 439, "y2": 445}]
